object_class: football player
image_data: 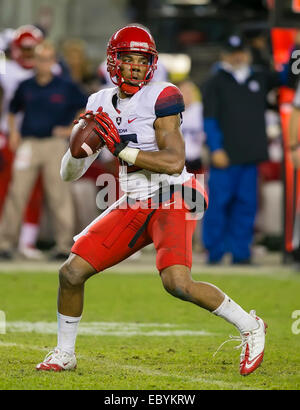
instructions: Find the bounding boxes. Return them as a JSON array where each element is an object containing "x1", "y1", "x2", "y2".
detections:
[{"x1": 36, "y1": 25, "x2": 267, "y2": 376}]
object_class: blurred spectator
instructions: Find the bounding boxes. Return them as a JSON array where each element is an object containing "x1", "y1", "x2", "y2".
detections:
[
  {"x1": 288, "y1": 78, "x2": 300, "y2": 265},
  {"x1": 202, "y1": 34, "x2": 283, "y2": 265},
  {"x1": 178, "y1": 79, "x2": 206, "y2": 252},
  {"x1": 177, "y1": 79, "x2": 205, "y2": 175},
  {"x1": 0, "y1": 40, "x2": 88, "y2": 261},
  {"x1": 60, "y1": 38, "x2": 99, "y2": 94}
]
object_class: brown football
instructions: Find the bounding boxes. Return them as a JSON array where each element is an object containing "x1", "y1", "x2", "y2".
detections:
[{"x1": 69, "y1": 115, "x2": 104, "y2": 158}]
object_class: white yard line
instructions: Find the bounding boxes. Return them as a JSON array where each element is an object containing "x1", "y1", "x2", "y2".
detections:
[
  {"x1": 0, "y1": 340, "x2": 256, "y2": 390},
  {"x1": 4, "y1": 321, "x2": 215, "y2": 337},
  {"x1": 110, "y1": 362, "x2": 258, "y2": 390},
  {"x1": 0, "y1": 341, "x2": 49, "y2": 351}
]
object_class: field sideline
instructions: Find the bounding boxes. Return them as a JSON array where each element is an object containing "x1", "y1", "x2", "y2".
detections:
[{"x1": 0, "y1": 255, "x2": 299, "y2": 390}]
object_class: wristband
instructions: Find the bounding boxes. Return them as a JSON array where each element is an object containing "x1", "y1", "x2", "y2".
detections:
[{"x1": 118, "y1": 146, "x2": 140, "y2": 164}]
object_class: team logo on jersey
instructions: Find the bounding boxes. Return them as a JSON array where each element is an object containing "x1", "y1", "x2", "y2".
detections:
[{"x1": 116, "y1": 117, "x2": 122, "y2": 125}]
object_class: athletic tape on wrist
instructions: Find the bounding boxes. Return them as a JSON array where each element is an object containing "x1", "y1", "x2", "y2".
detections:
[{"x1": 118, "y1": 146, "x2": 139, "y2": 164}]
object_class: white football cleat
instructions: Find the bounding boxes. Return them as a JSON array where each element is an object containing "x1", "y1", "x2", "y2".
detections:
[
  {"x1": 36, "y1": 348, "x2": 77, "y2": 372},
  {"x1": 239, "y1": 310, "x2": 268, "y2": 376},
  {"x1": 214, "y1": 310, "x2": 267, "y2": 376}
]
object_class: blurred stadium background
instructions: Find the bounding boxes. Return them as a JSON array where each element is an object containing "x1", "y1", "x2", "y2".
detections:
[
  {"x1": 0, "y1": 0, "x2": 275, "y2": 83},
  {"x1": 1, "y1": 0, "x2": 300, "y2": 267}
]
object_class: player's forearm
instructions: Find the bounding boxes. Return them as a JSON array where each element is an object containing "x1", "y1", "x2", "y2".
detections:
[
  {"x1": 289, "y1": 108, "x2": 300, "y2": 148},
  {"x1": 119, "y1": 114, "x2": 185, "y2": 175},
  {"x1": 121, "y1": 147, "x2": 185, "y2": 175},
  {"x1": 60, "y1": 148, "x2": 98, "y2": 181}
]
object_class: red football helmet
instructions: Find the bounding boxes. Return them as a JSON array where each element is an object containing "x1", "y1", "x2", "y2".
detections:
[
  {"x1": 11, "y1": 25, "x2": 44, "y2": 69},
  {"x1": 107, "y1": 25, "x2": 158, "y2": 95}
]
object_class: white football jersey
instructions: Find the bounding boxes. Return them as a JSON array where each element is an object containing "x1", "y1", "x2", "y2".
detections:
[{"x1": 86, "y1": 81, "x2": 193, "y2": 200}]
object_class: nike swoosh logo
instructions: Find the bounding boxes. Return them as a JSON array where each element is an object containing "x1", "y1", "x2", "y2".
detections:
[
  {"x1": 65, "y1": 321, "x2": 80, "y2": 324},
  {"x1": 243, "y1": 353, "x2": 263, "y2": 370},
  {"x1": 128, "y1": 118, "x2": 137, "y2": 124}
]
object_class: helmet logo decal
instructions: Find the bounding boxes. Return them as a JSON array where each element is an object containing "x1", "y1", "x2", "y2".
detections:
[{"x1": 130, "y1": 41, "x2": 149, "y2": 49}]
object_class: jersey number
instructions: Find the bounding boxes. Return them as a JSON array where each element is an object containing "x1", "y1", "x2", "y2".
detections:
[{"x1": 120, "y1": 133, "x2": 138, "y2": 144}]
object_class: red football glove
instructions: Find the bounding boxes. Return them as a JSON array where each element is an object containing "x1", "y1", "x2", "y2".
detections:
[
  {"x1": 73, "y1": 110, "x2": 94, "y2": 124},
  {"x1": 93, "y1": 107, "x2": 128, "y2": 156}
]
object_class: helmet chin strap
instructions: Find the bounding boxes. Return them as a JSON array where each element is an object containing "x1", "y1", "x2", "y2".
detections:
[{"x1": 120, "y1": 80, "x2": 142, "y2": 96}]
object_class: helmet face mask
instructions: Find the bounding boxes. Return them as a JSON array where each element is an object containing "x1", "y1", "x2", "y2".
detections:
[
  {"x1": 118, "y1": 53, "x2": 152, "y2": 83},
  {"x1": 107, "y1": 25, "x2": 158, "y2": 95}
]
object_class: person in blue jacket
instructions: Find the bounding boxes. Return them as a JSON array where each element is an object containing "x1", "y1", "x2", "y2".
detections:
[{"x1": 202, "y1": 34, "x2": 282, "y2": 264}]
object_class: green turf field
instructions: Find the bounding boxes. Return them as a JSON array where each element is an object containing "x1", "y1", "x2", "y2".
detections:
[{"x1": 0, "y1": 268, "x2": 299, "y2": 390}]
